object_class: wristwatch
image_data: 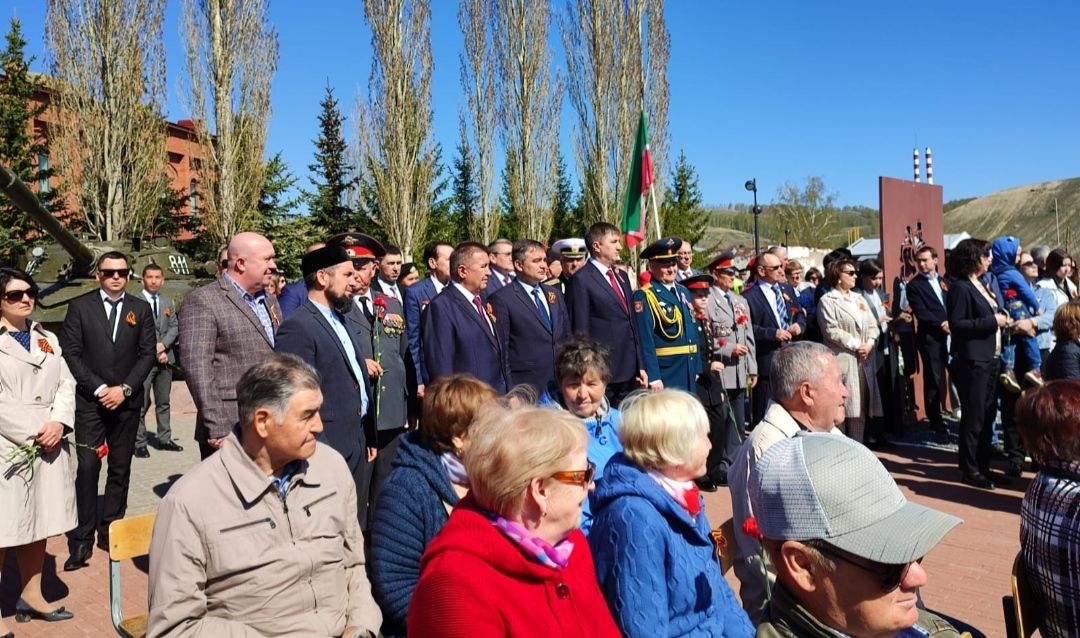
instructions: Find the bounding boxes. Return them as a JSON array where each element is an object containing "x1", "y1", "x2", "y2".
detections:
[{"x1": 121, "y1": 384, "x2": 132, "y2": 397}]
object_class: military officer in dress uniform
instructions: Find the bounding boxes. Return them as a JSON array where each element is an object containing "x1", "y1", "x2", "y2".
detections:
[
  {"x1": 544, "y1": 238, "x2": 588, "y2": 293},
  {"x1": 632, "y1": 237, "x2": 701, "y2": 393},
  {"x1": 706, "y1": 251, "x2": 758, "y2": 435}
]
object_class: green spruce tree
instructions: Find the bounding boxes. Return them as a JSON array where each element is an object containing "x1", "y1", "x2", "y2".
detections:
[
  {"x1": 305, "y1": 84, "x2": 356, "y2": 234},
  {"x1": 258, "y1": 152, "x2": 313, "y2": 279},
  {"x1": 0, "y1": 18, "x2": 62, "y2": 265},
  {"x1": 426, "y1": 142, "x2": 468, "y2": 250},
  {"x1": 661, "y1": 150, "x2": 707, "y2": 247},
  {"x1": 548, "y1": 152, "x2": 581, "y2": 243}
]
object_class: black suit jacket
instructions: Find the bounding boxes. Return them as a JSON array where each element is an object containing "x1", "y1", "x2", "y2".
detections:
[
  {"x1": 275, "y1": 301, "x2": 374, "y2": 466},
  {"x1": 489, "y1": 281, "x2": 571, "y2": 394},
  {"x1": 743, "y1": 282, "x2": 805, "y2": 378},
  {"x1": 61, "y1": 290, "x2": 157, "y2": 409},
  {"x1": 566, "y1": 263, "x2": 644, "y2": 383},
  {"x1": 945, "y1": 278, "x2": 1001, "y2": 363},
  {"x1": 1045, "y1": 339, "x2": 1080, "y2": 380},
  {"x1": 905, "y1": 273, "x2": 948, "y2": 330}
]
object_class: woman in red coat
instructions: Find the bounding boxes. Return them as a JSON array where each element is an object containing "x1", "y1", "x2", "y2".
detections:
[{"x1": 407, "y1": 407, "x2": 620, "y2": 638}]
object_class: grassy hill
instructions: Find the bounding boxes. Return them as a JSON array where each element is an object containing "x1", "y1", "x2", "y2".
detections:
[{"x1": 944, "y1": 177, "x2": 1080, "y2": 250}]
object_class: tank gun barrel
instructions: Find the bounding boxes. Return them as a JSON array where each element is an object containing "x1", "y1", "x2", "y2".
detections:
[{"x1": 0, "y1": 163, "x2": 96, "y2": 273}]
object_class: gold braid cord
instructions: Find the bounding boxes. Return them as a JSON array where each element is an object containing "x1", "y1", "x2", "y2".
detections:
[{"x1": 642, "y1": 284, "x2": 684, "y2": 340}]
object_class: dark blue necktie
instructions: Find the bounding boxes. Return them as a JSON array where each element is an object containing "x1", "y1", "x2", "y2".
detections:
[
  {"x1": 773, "y1": 285, "x2": 789, "y2": 329},
  {"x1": 532, "y1": 286, "x2": 552, "y2": 329}
]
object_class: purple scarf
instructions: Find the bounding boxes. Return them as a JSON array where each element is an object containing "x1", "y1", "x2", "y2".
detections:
[{"x1": 487, "y1": 514, "x2": 575, "y2": 570}]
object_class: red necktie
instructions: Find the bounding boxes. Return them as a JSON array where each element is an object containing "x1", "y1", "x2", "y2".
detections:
[
  {"x1": 473, "y1": 295, "x2": 493, "y2": 335},
  {"x1": 607, "y1": 269, "x2": 629, "y2": 312}
]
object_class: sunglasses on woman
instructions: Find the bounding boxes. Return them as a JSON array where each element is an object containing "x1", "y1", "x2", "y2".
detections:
[
  {"x1": 2, "y1": 288, "x2": 38, "y2": 303},
  {"x1": 806, "y1": 540, "x2": 922, "y2": 592},
  {"x1": 551, "y1": 459, "x2": 596, "y2": 487}
]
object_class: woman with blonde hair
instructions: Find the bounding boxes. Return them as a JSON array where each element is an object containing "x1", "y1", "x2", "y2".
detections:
[
  {"x1": 369, "y1": 373, "x2": 499, "y2": 637},
  {"x1": 1045, "y1": 299, "x2": 1080, "y2": 380},
  {"x1": 589, "y1": 390, "x2": 753, "y2": 637},
  {"x1": 408, "y1": 407, "x2": 620, "y2": 637}
]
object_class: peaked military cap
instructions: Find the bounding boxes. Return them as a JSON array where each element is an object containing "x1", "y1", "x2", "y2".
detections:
[
  {"x1": 326, "y1": 232, "x2": 386, "y2": 263},
  {"x1": 551, "y1": 237, "x2": 587, "y2": 259},
  {"x1": 640, "y1": 236, "x2": 682, "y2": 262},
  {"x1": 682, "y1": 274, "x2": 714, "y2": 291},
  {"x1": 706, "y1": 250, "x2": 738, "y2": 274}
]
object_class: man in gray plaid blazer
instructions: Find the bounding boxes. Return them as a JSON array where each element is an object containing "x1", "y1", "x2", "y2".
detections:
[{"x1": 180, "y1": 232, "x2": 282, "y2": 459}]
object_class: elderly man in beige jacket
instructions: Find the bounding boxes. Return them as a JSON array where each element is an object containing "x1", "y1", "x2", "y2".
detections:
[
  {"x1": 148, "y1": 354, "x2": 382, "y2": 638},
  {"x1": 728, "y1": 341, "x2": 849, "y2": 625}
]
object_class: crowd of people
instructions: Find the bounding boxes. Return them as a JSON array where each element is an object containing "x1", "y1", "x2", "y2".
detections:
[{"x1": 0, "y1": 222, "x2": 1078, "y2": 637}]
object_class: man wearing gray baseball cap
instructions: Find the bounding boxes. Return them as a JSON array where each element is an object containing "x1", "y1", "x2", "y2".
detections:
[{"x1": 748, "y1": 432, "x2": 966, "y2": 637}]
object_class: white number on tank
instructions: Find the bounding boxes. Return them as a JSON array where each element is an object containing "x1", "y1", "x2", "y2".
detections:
[{"x1": 169, "y1": 254, "x2": 190, "y2": 275}]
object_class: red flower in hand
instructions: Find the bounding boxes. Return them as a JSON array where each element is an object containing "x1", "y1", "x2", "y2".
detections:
[
  {"x1": 742, "y1": 516, "x2": 765, "y2": 542},
  {"x1": 372, "y1": 297, "x2": 388, "y2": 308},
  {"x1": 96, "y1": 443, "x2": 109, "y2": 459},
  {"x1": 735, "y1": 314, "x2": 749, "y2": 325},
  {"x1": 1004, "y1": 289, "x2": 1018, "y2": 299}
]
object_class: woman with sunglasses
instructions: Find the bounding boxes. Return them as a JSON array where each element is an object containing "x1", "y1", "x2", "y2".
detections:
[
  {"x1": 408, "y1": 406, "x2": 620, "y2": 637},
  {"x1": 0, "y1": 268, "x2": 77, "y2": 635},
  {"x1": 589, "y1": 390, "x2": 753, "y2": 637},
  {"x1": 816, "y1": 258, "x2": 881, "y2": 443}
]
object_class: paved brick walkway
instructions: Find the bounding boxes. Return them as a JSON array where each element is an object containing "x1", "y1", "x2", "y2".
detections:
[{"x1": 2, "y1": 387, "x2": 1022, "y2": 637}]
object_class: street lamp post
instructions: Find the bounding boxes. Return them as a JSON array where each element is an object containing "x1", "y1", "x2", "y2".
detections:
[{"x1": 745, "y1": 178, "x2": 762, "y2": 255}]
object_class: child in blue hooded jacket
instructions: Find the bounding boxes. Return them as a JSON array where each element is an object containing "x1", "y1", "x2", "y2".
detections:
[{"x1": 990, "y1": 236, "x2": 1044, "y2": 391}]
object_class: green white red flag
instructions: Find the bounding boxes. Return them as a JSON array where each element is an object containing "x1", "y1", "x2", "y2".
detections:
[{"x1": 620, "y1": 110, "x2": 653, "y2": 248}]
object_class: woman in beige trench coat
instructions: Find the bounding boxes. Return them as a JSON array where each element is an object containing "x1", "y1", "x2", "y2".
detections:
[
  {"x1": 0, "y1": 268, "x2": 77, "y2": 633},
  {"x1": 817, "y1": 259, "x2": 881, "y2": 443}
]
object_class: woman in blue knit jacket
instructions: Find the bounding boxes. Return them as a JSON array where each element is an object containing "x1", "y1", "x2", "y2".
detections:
[
  {"x1": 589, "y1": 390, "x2": 753, "y2": 638},
  {"x1": 369, "y1": 374, "x2": 499, "y2": 638}
]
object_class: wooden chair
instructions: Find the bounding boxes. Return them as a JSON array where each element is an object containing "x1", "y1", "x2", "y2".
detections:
[
  {"x1": 710, "y1": 518, "x2": 737, "y2": 574},
  {"x1": 109, "y1": 512, "x2": 156, "y2": 638},
  {"x1": 1001, "y1": 551, "x2": 1041, "y2": 638}
]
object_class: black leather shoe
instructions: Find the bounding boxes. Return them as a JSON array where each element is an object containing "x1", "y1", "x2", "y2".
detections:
[
  {"x1": 695, "y1": 478, "x2": 718, "y2": 493},
  {"x1": 63, "y1": 543, "x2": 92, "y2": 571},
  {"x1": 1005, "y1": 465, "x2": 1024, "y2": 478},
  {"x1": 134, "y1": 447, "x2": 150, "y2": 458},
  {"x1": 961, "y1": 473, "x2": 995, "y2": 490},
  {"x1": 156, "y1": 440, "x2": 184, "y2": 452},
  {"x1": 988, "y1": 471, "x2": 1014, "y2": 486},
  {"x1": 15, "y1": 598, "x2": 74, "y2": 623}
]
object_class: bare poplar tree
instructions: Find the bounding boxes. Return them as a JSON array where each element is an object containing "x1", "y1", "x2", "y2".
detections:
[
  {"x1": 45, "y1": 0, "x2": 168, "y2": 242},
  {"x1": 358, "y1": 0, "x2": 437, "y2": 257},
  {"x1": 181, "y1": 0, "x2": 277, "y2": 243},
  {"x1": 458, "y1": 0, "x2": 498, "y2": 243},
  {"x1": 492, "y1": 0, "x2": 562, "y2": 242},
  {"x1": 561, "y1": 0, "x2": 668, "y2": 233}
]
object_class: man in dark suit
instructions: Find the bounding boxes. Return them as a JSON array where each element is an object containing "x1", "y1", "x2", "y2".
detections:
[
  {"x1": 277, "y1": 241, "x2": 325, "y2": 319},
  {"x1": 490, "y1": 239, "x2": 571, "y2": 395},
  {"x1": 906, "y1": 246, "x2": 950, "y2": 433},
  {"x1": 675, "y1": 239, "x2": 701, "y2": 282},
  {"x1": 331, "y1": 232, "x2": 409, "y2": 518},
  {"x1": 61, "y1": 251, "x2": 156, "y2": 570},
  {"x1": 180, "y1": 232, "x2": 282, "y2": 459},
  {"x1": 567, "y1": 222, "x2": 646, "y2": 405},
  {"x1": 422, "y1": 242, "x2": 508, "y2": 393},
  {"x1": 404, "y1": 241, "x2": 452, "y2": 401},
  {"x1": 135, "y1": 263, "x2": 181, "y2": 456},
  {"x1": 375, "y1": 243, "x2": 405, "y2": 301},
  {"x1": 744, "y1": 250, "x2": 806, "y2": 425},
  {"x1": 275, "y1": 244, "x2": 375, "y2": 527},
  {"x1": 484, "y1": 238, "x2": 515, "y2": 298}
]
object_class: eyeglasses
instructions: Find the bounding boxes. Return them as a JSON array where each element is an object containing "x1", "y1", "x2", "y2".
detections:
[
  {"x1": 806, "y1": 541, "x2": 922, "y2": 592},
  {"x1": 99, "y1": 268, "x2": 130, "y2": 279},
  {"x1": 763, "y1": 264, "x2": 783, "y2": 272},
  {"x1": 550, "y1": 459, "x2": 596, "y2": 487},
  {"x1": 1020, "y1": 261, "x2": 1036, "y2": 268},
  {"x1": 2, "y1": 288, "x2": 38, "y2": 303}
]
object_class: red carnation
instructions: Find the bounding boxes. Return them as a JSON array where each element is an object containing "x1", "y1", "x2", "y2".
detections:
[
  {"x1": 1004, "y1": 289, "x2": 1018, "y2": 299},
  {"x1": 735, "y1": 314, "x2": 749, "y2": 325},
  {"x1": 372, "y1": 297, "x2": 388, "y2": 308},
  {"x1": 717, "y1": 338, "x2": 727, "y2": 347},
  {"x1": 742, "y1": 516, "x2": 764, "y2": 542},
  {"x1": 96, "y1": 443, "x2": 109, "y2": 459}
]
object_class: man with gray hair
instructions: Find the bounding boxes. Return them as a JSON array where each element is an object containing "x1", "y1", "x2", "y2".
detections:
[
  {"x1": 1030, "y1": 244, "x2": 1051, "y2": 277},
  {"x1": 749, "y1": 433, "x2": 963, "y2": 637},
  {"x1": 485, "y1": 237, "x2": 515, "y2": 296},
  {"x1": 148, "y1": 354, "x2": 382, "y2": 638},
  {"x1": 728, "y1": 341, "x2": 849, "y2": 623}
]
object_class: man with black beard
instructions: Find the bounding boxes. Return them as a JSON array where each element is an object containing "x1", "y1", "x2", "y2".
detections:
[{"x1": 275, "y1": 244, "x2": 376, "y2": 527}]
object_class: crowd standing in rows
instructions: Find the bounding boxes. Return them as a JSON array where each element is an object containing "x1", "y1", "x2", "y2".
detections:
[{"x1": 1, "y1": 221, "x2": 1079, "y2": 637}]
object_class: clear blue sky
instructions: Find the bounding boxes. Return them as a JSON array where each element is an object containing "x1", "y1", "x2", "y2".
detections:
[{"x1": 7, "y1": 0, "x2": 1080, "y2": 209}]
